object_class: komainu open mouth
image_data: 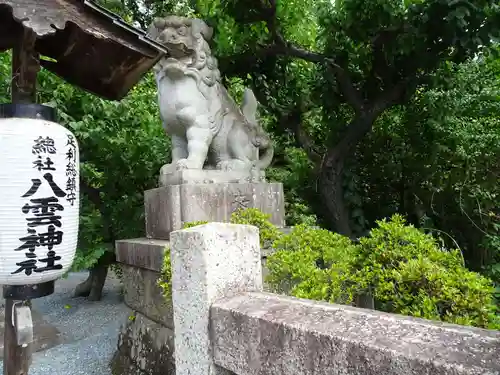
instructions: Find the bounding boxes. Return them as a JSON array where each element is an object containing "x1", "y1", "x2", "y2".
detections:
[{"x1": 164, "y1": 42, "x2": 193, "y2": 59}]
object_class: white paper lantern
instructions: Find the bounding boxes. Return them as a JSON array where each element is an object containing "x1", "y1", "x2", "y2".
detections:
[{"x1": 0, "y1": 107, "x2": 79, "y2": 286}]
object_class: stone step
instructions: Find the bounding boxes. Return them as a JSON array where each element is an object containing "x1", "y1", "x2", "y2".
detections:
[{"x1": 116, "y1": 238, "x2": 170, "y2": 272}]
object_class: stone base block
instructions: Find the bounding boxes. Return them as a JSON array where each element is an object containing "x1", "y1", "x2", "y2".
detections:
[
  {"x1": 116, "y1": 238, "x2": 169, "y2": 272},
  {"x1": 110, "y1": 311, "x2": 175, "y2": 375},
  {"x1": 159, "y1": 166, "x2": 265, "y2": 186},
  {"x1": 121, "y1": 264, "x2": 174, "y2": 329},
  {"x1": 145, "y1": 182, "x2": 285, "y2": 240}
]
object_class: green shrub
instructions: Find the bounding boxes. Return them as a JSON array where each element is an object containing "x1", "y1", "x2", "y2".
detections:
[
  {"x1": 267, "y1": 214, "x2": 500, "y2": 329},
  {"x1": 230, "y1": 208, "x2": 282, "y2": 247},
  {"x1": 158, "y1": 209, "x2": 499, "y2": 329},
  {"x1": 266, "y1": 224, "x2": 356, "y2": 301},
  {"x1": 355, "y1": 215, "x2": 499, "y2": 328}
]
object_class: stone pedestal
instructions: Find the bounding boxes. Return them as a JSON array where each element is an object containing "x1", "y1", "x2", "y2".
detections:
[
  {"x1": 110, "y1": 172, "x2": 286, "y2": 375},
  {"x1": 158, "y1": 167, "x2": 266, "y2": 186},
  {"x1": 145, "y1": 181, "x2": 285, "y2": 240}
]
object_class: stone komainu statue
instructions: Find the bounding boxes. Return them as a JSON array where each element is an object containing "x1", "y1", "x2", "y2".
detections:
[{"x1": 147, "y1": 16, "x2": 274, "y2": 176}]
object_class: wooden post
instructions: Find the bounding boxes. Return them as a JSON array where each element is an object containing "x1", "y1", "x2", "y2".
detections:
[
  {"x1": 3, "y1": 27, "x2": 40, "y2": 375},
  {"x1": 3, "y1": 300, "x2": 32, "y2": 375},
  {"x1": 11, "y1": 28, "x2": 39, "y2": 104}
]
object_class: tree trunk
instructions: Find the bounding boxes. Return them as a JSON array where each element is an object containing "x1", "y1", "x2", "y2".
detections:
[
  {"x1": 318, "y1": 157, "x2": 352, "y2": 236},
  {"x1": 73, "y1": 251, "x2": 115, "y2": 301},
  {"x1": 318, "y1": 114, "x2": 377, "y2": 237},
  {"x1": 78, "y1": 180, "x2": 117, "y2": 301}
]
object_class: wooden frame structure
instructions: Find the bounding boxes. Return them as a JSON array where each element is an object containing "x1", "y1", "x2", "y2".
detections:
[
  {"x1": 0, "y1": 0, "x2": 168, "y2": 101},
  {"x1": 0, "y1": 1, "x2": 168, "y2": 373}
]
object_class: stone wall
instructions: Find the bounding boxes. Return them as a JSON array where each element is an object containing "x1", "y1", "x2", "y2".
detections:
[
  {"x1": 110, "y1": 309, "x2": 175, "y2": 375},
  {"x1": 110, "y1": 239, "x2": 175, "y2": 375}
]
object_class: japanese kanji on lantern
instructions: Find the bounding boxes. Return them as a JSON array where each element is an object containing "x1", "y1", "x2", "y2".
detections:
[{"x1": 0, "y1": 104, "x2": 79, "y2": 288}]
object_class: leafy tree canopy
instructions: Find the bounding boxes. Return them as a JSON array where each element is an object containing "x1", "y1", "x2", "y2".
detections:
[{"x1": 2, "y1": 0, "x2": 499, "y2": 300}]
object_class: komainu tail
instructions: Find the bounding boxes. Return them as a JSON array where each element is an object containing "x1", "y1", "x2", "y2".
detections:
[
  {"x1": 241, "y1": 88, "x2": 274, "y2": 169},
  {"x1": 241, "y1": 88, "x2": 258, "y2": 125}
]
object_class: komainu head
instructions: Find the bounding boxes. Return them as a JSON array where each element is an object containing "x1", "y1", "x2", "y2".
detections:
[
  {"x1": 148, "y1": 16, "x2": 213, "y2": 58},
  {"x1": 148, "y1": 16, "x2": 220, "y2": 86}
]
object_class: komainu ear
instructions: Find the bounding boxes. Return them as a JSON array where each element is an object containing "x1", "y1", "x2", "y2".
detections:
[
  {"x1": 191, "y1": 18, "x2": 213, "y2": 41},
  {"x1": 153, "y1": 17, "x2": 166, "y2": 29},
  {"x1": 147, "y1": 17, "x2": 166, "y2": 40},
  {"x1": 241, "y1": 88, "x2": 258, "y2": 125}
]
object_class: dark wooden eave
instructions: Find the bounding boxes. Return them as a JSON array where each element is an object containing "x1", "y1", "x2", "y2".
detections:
[{"x1": 0, "y1": 0, "x2": 168, "y2": 100}]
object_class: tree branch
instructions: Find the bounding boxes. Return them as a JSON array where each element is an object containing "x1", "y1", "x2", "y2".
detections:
[
  {"x1": 280, "y1": 107, "x2": 322, "y2": 164},
  {"x1": 80, "y1": 179, "x2": 103, "y2": 212},
  {"x1": 250, "y1": 82, "x2": 322, "y2": 163},
  {"x1": 263, "y1": 0, "x2": 363, "y2": 111},
  {"x1": 373, "y1": 75, "x2": 420, "y2": 113},
  {"x1": 80, "y1": 179, "x2": 116, "y2": 244},
  {"x1": 219, "y1": 0, "x2": 364, "y2": 111},
  {"x1": 320, "y1": 75, "x2": 420, "y2": 175}
]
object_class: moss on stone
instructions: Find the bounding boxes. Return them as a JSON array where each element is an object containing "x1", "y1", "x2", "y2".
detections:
[{"x1": 110, "y1": 311, "x2": 176, "y2": 375}]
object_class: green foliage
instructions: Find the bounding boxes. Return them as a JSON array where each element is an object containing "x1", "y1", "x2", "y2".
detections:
[
  {"x1": 110, "y1": 263, "x2": 124, "y2": 281},
  {"x1": 2, "y1": 0, "x2": 499, "y2": 311},
  {"x1": 157, "y1": 208, "x2": 499, "y2": 329},
  {"x1": 354, "y1": 50, "x2": 500, "y2": 275},
  {"x1": 0, "y1": 50, "x2": 169, "y2": 273},
  {"x1": 267, "y1": 214, "x2": 500, "y2": 329},
  {"x1": 91, "y1": 0, "x2": 500, "y2": 267},
  {"x1": 267, "y1": 223, "x2": 356, "y2": 301},
  {"x1": 182, "y1": 221, "x2": 209, "y2": 229},
  {"x1": 484, "y1": 221, "x2": 500, "y2": 301},
  {"x1": 354, "y1": 216, "x2": 495, "y2": 328},
  {"x1": 266, "y1": 147, "x2": 319, "y2": 226},
  {"x1": 52, "y1": 72, "x2": 168, "y2": 271},
  {"x1": 230, "y1": 208, "x2": 282, "y2": 247},
  {"x1": 72, "y1": 196, "x2": 110, "y2": 270},
  {"x1": 158, "y1": 247, "x2": 173, "y2": 299},
  {"x1": 70, "y1": 243, "x2": 110, "y2": 271}
]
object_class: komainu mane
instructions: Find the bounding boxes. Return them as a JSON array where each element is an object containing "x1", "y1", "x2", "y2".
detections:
[{"x1": 148, "y1": 16, "x2": 274, "y2": 177}]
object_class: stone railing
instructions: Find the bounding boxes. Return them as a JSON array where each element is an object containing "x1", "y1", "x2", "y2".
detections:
[
  {"x1": 212, "y1": 293, "x2": 500, "y2": 375},
  {"x1": 110, "y1": 236, "x2": 278, "y2": 374},
  {"x1": 169, "y1": 223, "x2": 500, "y2": 375}
]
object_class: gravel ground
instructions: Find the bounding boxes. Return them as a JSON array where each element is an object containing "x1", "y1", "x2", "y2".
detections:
[{"x1": 2, "y1": 272, "x2": 130, "y2": 375}]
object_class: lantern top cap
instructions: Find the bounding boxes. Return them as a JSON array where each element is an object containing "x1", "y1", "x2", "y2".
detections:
[
  {"x1": 0, "y1": 0, "x2": 168, "y2": 100},
  {"x1": 0, "y1": 103, "x2": 57, "y2": 122}
]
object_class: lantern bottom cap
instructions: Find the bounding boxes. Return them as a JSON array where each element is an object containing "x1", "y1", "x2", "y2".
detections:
[{"x1": 3, "y1": 280, "x2": 55, "y2": 300}]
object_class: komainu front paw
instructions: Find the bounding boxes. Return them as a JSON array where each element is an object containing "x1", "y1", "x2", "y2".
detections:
[
  {"x1": 216, "y1": 159, "x2": 252, "y2": 172},
  {"x1": 216, "y1": 160, "x2": 233, "y2": 171},
  {"x1": 160, "y1": 163, "x2": 177, "y2": 175},
  {"x1": 175, "y1": 158, "x2": 202, "y2": 170}
]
